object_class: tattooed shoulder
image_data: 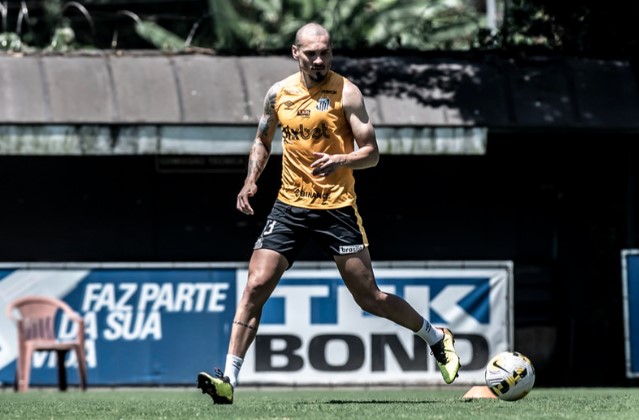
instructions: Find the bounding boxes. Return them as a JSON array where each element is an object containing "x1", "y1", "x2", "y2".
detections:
[{"x1": 265, "y1": 81, "x2": 282, "y2": 111}]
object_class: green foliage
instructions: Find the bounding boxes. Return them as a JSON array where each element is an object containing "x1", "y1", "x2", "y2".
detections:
[
  {"x1": 208, "y1": 0, "x2": 484, "y2": 53},
  {"x1": 47, "y1": 26, "x2": 76, "y2": 52},
  {"x1": 0, "y1": 0, "x2": 490, "y2": 54},
  {"x1": 4, "y1": 0, "x2": 636, "y2": 57},
  {"x1": 0, "y1": 32, "x2": 22, "y2": 52},
  {"x1": 0, "y1": 1, "x2": 488, "y2": 53},
  {"x1": 134, "y1": 21, "x2": 185, "y2": 51}
]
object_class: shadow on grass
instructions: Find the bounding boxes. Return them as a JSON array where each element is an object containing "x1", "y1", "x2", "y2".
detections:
[{"x1": 323, "y1": 399, "x2": 437, "y2": 405}]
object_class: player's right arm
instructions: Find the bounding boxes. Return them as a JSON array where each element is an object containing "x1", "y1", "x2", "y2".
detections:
[{"x1": 236, "y1": 82, "x2": 281, "y2": 215}]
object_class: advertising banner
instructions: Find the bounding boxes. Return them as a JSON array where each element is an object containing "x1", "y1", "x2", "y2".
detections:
[
  {"x1": 239, "y1": 263, "x2": 512, "y2": 385},
  {"x1": 0, "y1": 261, "x2": 512, "y2": 386},
  {"x1": 622, "y1": 250, "x2": 639, "y2": 378},
  {"x1": 0, "y1": 264, "x2": 236, "y2": 386}
]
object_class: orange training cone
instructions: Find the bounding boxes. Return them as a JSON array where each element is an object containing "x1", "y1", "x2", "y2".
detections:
[{"x1": 462, "y1": 385, "x2": 498, "y2": 399}]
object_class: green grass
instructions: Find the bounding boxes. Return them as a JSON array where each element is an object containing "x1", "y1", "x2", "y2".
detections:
[{"x1": 2, "y1": 387, "x2": 639, "y2": 419}]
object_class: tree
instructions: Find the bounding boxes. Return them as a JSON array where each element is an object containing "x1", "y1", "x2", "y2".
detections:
[
  {"x1": 207, "y1": 0, "x2": 485, "y2": 53},
  {"x1": 4, "y1": 0, "x2": 637, "y2": 59},
  {"x1": 1, "y1": 0, "x2": 487, "y2": 53}
]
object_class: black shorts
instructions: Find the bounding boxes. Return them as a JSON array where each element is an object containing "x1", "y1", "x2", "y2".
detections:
[{"x1": 253, "y1": 200, "x2": 369, "y2": 266}]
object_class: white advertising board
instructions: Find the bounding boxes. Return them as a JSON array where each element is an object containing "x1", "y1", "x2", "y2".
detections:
[{"x1": 238, "y1": 261, "x2": 513, "y2": 386}]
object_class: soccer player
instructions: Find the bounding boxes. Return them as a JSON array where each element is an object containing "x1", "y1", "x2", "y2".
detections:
[{"x1": 197, "y1": 22, "x2": 460, "y2": 404}]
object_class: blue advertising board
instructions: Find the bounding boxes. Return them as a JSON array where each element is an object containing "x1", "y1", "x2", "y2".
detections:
[
  {"x1": 0, "y1": 261, "x2": 512, "y2": 386},
  {"x1": 0, "y1": 264, "x2": 237, "y2": 385},
  {"x1": 622, "y1": 250, "x2": 639, "y2": 378}
]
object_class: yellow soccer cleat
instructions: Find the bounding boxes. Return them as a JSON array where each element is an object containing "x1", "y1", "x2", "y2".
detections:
[
  {"x1": 197, "y1": 369, "x2": 234, "y2": 404},
  {"x1": 430, "y1": 328, "x2": 461, "y2": 384}
]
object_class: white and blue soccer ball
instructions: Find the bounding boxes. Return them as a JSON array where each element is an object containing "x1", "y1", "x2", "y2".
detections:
[{"x1": 485, "y1": 351, "x2": 536, "y2": 401}]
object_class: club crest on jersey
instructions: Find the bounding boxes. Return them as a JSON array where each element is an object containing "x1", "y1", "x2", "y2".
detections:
[{"x1": 316, "y1": 97, "x2": 330, "y2": 111}]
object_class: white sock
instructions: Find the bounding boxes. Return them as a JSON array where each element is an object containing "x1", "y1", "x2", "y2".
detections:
[
  {"x1": 414, "y1": 318, "x2": 444, "y2": 346},
  {"x1": 224, "y1": 354, "x2": 243, "y2": 388}
]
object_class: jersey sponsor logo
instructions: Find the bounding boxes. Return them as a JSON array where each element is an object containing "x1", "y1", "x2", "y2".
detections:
[
  {"x1": 294, "y1": 188, "x2": 330, "y2": 200},
  {"x1": 282, "y1": 123, "x2": 330, "y2": 141},
  {"x1": 316, "y1": 97, "x2": 330, "y2": 111},
  {"x1": 297, "y1": 109, "x2": 311, "y2": 117},
  {"x1": 339, "y1": 245, "x2": 364, "y2": 254}
]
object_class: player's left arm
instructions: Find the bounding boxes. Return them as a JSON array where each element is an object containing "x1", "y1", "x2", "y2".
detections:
[{"x1": 311, "y1": 81, "x2": 380, "y2": 177}]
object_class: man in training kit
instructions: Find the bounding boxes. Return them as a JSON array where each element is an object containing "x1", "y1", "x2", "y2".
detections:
[{"x1": 197, "y1": 22, "x2": 460, "y2": 404}]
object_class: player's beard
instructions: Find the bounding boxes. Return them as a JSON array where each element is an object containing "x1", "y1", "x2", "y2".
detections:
[{"x1": 309, "y1": 68, "x2": 327, "y2": 83}]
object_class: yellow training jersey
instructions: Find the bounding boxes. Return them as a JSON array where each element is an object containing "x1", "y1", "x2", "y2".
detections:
[{"x1": 274, "y1": 70, "x2": 357, "y2": 209}]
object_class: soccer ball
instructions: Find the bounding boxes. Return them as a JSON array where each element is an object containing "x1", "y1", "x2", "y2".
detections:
[{"x1": 485, "y1": 351, "x2": 535, "y2": 401}]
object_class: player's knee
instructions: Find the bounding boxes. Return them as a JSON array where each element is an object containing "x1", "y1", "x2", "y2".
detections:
[
  {"x1": 353, "y1": 292, "x2": 386, "y2": 317},
  {"x1": 240, "y1": 280, "x2": 272, "y2": 307}
]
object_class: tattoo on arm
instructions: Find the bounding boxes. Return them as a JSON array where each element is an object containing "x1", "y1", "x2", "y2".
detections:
[
  {"x1": 247, "y1": 140, "x2": 269, "y2": 179},
  {"x1": 233, "y1": 320, "x2": 258, "y2": 331},
  {"x1": 256, "y1": 86, "x2": 277, "y2": 139},
  {"x1": 248, "y1": 85, "x2": 278, "y2": 180}
]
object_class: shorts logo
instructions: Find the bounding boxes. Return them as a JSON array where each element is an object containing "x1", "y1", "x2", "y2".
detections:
[
  {"x1": 339, "y1": 244, "x2": 364, "y2": 254},
  {"x1": 254, "y1": 237, "x2": 263, "y2": 249}
]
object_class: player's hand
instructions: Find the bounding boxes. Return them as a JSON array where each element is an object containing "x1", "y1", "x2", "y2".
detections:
[
  {"x1": 236, "y1": 183, "x2": 257, "y2": 215},
  {"x1": 311, "y1": 152, "x2": 343, "y2": 177}
]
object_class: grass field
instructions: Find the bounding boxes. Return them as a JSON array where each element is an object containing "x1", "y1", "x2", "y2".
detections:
[{"x1": 2, "y1": 387, "x2": 639, "y2": 419}]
